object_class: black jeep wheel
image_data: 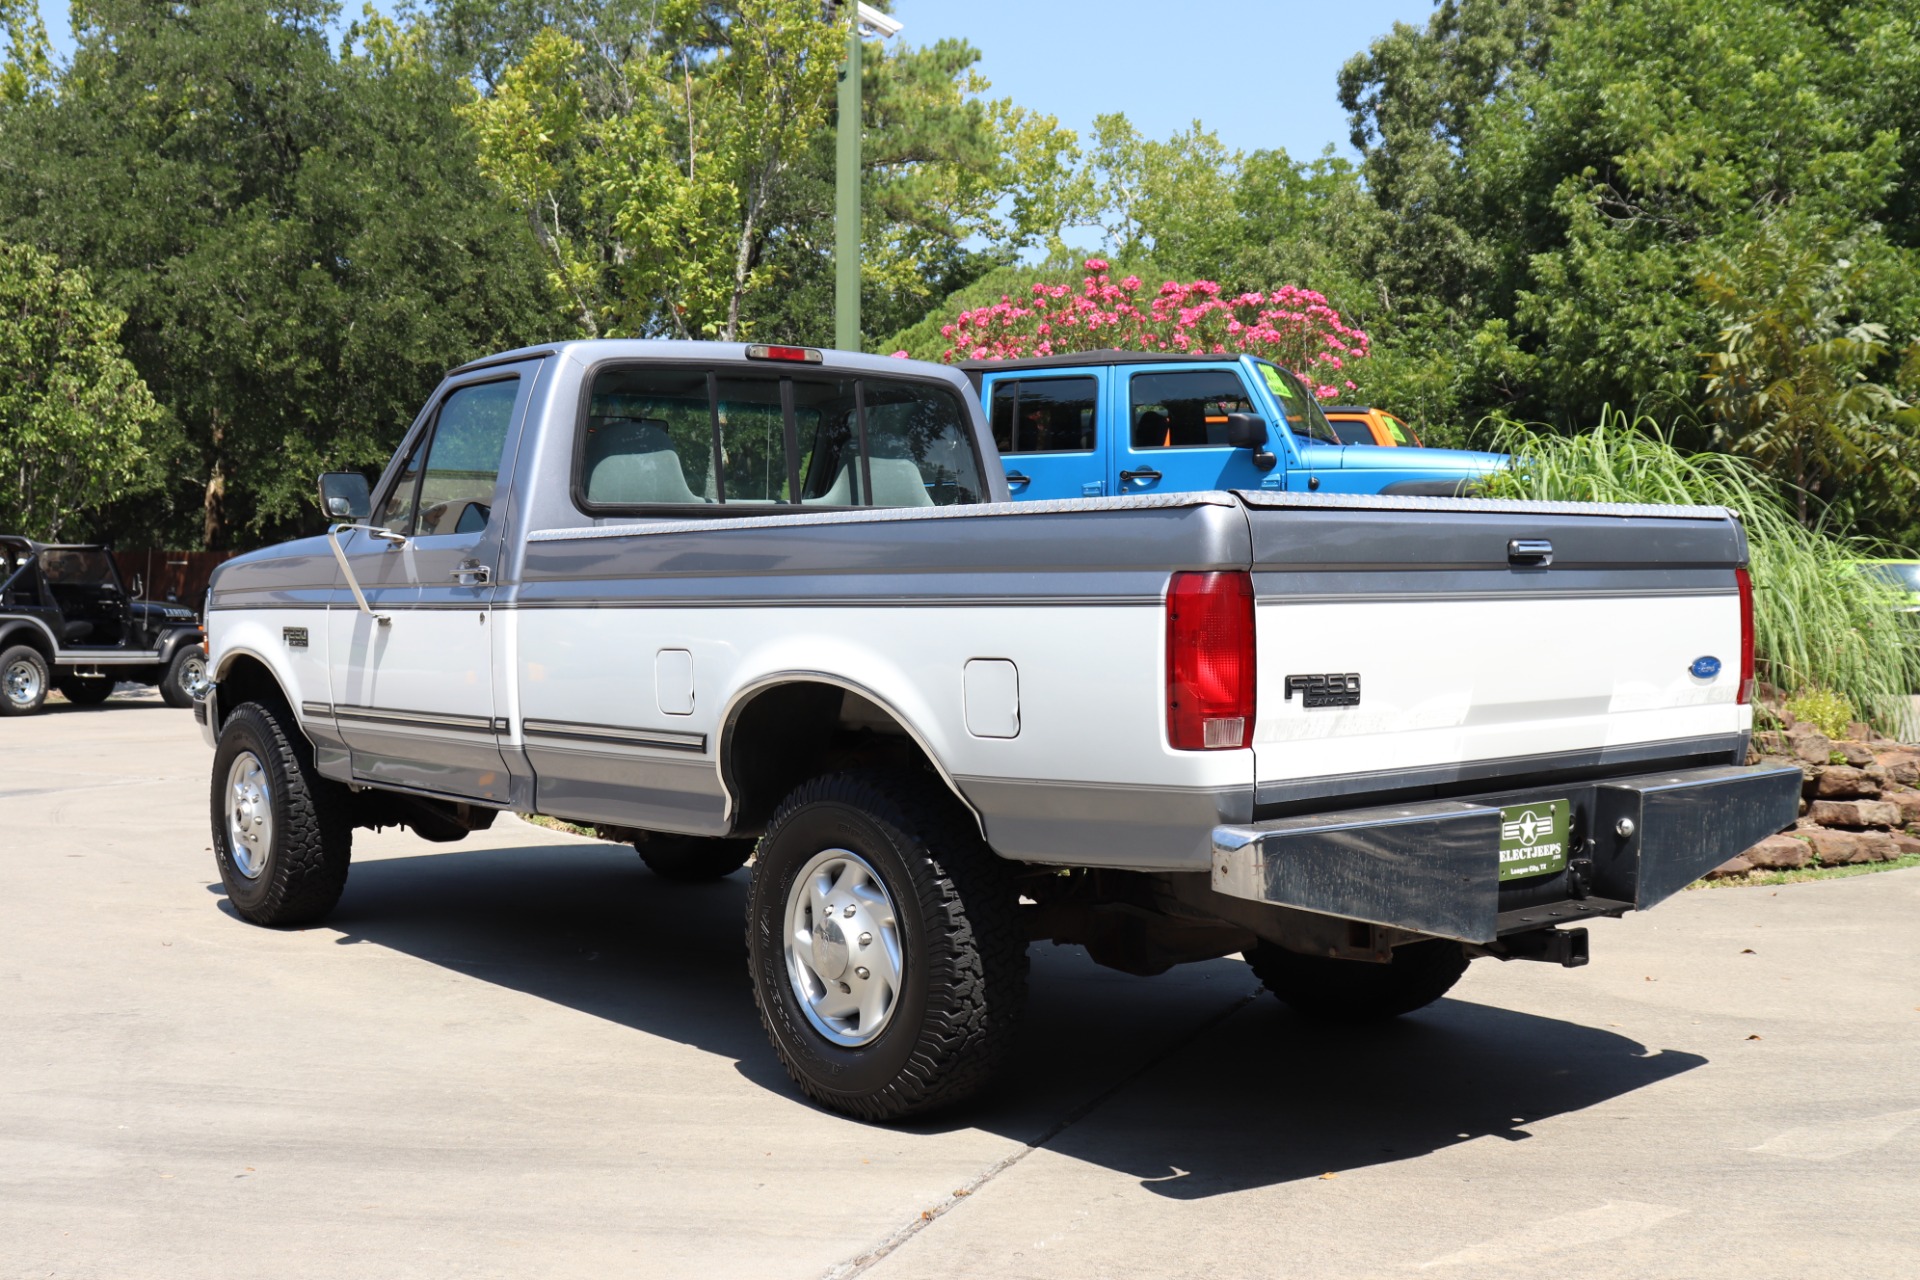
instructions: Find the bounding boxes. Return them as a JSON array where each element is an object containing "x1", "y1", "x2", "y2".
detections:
[
  {"x1": 1247, "y1": 937, "x2": 1470, "y2": 1023},
  {"x1": 210, "y1": 701, "x2": 353, "y2": 926},
  {"x1": 160, "y1": 645, "x2": 206, "y2": 709},
  {"x1": 635, "y1": 833, "x2": 757, "y2": 881},
  {"x1": 57, "y1": 675, "x2": 116, "y2": 706},
  {"x1": 746, "y1": 770, "x2": 1028, "y2": 1122},
  {"x1": 1, "y1": 644, "x2": 50, "y2": 716}
]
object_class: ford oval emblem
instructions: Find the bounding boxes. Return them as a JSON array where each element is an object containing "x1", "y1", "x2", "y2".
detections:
[{"x1": 1690, "y1": 655, "x2": 1722, "y2": 680}]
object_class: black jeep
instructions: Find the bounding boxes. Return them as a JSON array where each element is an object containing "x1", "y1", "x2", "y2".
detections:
[{"x1": 0, "y1": 537, "x2": 207, "y2": 715}]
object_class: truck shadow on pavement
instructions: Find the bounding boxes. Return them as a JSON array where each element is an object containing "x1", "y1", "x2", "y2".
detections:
[{"x1": 282, "y1": 839, "x2": 1707, "y2": 1199}]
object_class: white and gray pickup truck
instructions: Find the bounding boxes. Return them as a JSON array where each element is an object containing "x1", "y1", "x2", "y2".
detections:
[{"x1": 199, "y1": 340, "x2": 1800, "y2": 1120}]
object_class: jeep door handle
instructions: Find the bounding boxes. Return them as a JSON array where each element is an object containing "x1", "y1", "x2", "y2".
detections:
[
  {"x1": 1119, "y1": 467, "x2": 1162, "y2": 485},
  {"x1": 451, "y1": 563, "x2": 491, "y2": 586},
  {"x1": 1004, "y1": 470, "x2": 1030, "y2": 488}
]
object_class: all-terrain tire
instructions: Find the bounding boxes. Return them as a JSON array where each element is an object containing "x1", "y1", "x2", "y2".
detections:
[
  {"x1": 1, "y1": 644, "x2": 50, "y2": 716},
  {"x1": 210, "y1": 701, "x2": 353, "y2": 926},
  {"x1": 635, "y1": 834, "x2": 757, "y2": 882},
  {"x1": 57, "y1": 675, "x2": 116, "y2": 705},
  {"x1": 746, "y1": 770, "x2": 1029, "y2": 1122},
  {"x1": 1247, "y1": 937, "x2": 1470, "y2": 1023},
  {"x1": 160, "y1": 645, "x2": 206, "y2": 709}
]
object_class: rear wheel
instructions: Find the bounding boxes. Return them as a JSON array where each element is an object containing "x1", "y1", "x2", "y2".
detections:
[
  {"x1": 746, "y1": 770, "x2": 1028, "y2": 1121},
  {"x1": 160, "y1": 645, "x2": 207, "y2": 709},
  {"x1": 1247, "y1": 937, "x2": 1470, "y2": 1023},
  {"x1": 634, "y1": 834, "x2": 756, "y2": 882},
  {"x1": 210, "y1": 701, "x2": 353, "y2": 926},
  {"x1": 57, "y1": 676, "x2": 115, "y2": 706},
  {"x1": 1, "y1": 645, "x2": 49, "y2": 716}
]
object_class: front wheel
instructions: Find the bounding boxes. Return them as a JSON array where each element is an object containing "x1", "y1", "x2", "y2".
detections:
[
  {"x1": 160, "y1": 645, "x2": 207, "y2": 709},
  {"x1": 1247, "y1": 937, "x2": 1470, "y2": 1023},
  {"x1": 210, "y1": 702, "x2": 353, "y2": 926},
  {"x1": 1, "y1": 645, "x2": 49, "y2": 716},
  {"x1": 746, "y1": 771, "x2": 1028, "y2": 1122}
]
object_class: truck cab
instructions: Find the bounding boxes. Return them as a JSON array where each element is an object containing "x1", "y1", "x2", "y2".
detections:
[{"x1": 961, "y1": 350, "x2": 1505, "y2": 500}]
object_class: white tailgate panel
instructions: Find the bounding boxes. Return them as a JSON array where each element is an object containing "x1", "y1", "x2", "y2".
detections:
[{"x1": 1253, "y1": 592, "x2": 1746, "y2": 785}]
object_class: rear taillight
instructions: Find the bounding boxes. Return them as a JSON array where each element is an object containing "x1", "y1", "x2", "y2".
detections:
[
  {"x1": 1736, "y1": 565, "x2": 1755, "y2": 704},
  {"x1": 1166, "y1": 571, "x2": 1256, "y2": 750}
]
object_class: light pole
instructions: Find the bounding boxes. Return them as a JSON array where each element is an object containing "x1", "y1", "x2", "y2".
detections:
[{"x1": 836, "y1": 3, "x2": 903, "y2": 352}]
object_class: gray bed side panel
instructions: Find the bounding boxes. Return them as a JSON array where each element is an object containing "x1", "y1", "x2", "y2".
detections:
[
  {"x1": 511, "y1": 502, "x2": 1254, "y2": 599},
  {"x1": 1244, "y1": 507, "x2": 1745, "y2": 571}
]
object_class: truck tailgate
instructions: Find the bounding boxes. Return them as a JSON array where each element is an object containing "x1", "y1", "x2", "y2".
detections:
[{"x1": 1239, "y1": 493, "x2": 1750, "y2": 807}]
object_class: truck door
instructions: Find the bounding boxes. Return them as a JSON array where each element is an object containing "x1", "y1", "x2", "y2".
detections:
[
  {"x1": 983, "y1": 373, "x2": 1108, "y2": 500},
  {"x1": 1114, "y1": 364, "x2": 1279, "y2": 496},
  {"x1": 326, "y1": 371, "x2": 530, "y2": 803}
]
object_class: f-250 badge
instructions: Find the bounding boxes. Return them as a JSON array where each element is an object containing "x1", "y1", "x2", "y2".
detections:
[{"x1": 1284, "y1": 673, "x2": 1361, "y2": 707}]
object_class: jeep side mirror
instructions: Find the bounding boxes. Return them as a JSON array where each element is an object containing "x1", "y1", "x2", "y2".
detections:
[
  {"x1": 1225, "y1": 412, "x2": 1268, "y2": 450},
  {"x1": 131, "y1": 573, "x2": 144, "y2": 599},
  {"x1": 317, "y1": 472, "x2": 371, "y2": 522}
]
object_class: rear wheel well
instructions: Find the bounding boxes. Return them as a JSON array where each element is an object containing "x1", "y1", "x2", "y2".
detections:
[
  {"x1": 0, "y1": 623, "x2": 54, "y2": 665},
  {"x1": 721, "y1": 681, "x2": 974, "y2": 837}
]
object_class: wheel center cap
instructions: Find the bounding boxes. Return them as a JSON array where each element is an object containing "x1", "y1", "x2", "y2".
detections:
[{"x1": 812, "y1": 915, "x2": 851, "y2": 982}]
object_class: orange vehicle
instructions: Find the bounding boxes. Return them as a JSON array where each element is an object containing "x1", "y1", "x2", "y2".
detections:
[{"x1": 1323, "y1": 405, "x2": 1421, "y2": 447}]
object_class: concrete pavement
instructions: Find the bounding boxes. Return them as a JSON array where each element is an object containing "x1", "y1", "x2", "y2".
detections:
[{"x1": 3, "y1": 693, "x2": 1916, "y2": 1279}]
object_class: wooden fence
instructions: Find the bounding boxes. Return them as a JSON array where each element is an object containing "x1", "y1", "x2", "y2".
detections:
[{"x1": 112, "y1": 550, "x2": 240, "y2": 609}]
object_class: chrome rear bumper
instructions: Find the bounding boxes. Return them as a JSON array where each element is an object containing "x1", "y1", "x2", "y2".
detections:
[{"x1": 1211, "y1": 763, "x2": 1802, "y2": 943}]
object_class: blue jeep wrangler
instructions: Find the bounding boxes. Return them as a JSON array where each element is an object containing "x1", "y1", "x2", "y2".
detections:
[{"x1": 960, "y1": 350, "x2": 1505, "y2": 500}]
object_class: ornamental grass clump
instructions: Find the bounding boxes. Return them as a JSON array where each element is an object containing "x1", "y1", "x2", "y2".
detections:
[
  {"x1": 933, "y1": 259, "x2": 1368, "y2": 399},
  {"x1": 1485, "y1": 412, "x2": 1920, "y2": 733}
]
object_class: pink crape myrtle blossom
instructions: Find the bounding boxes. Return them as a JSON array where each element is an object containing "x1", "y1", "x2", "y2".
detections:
[{"x1": 937, "y1": 262, "x2": 1369, "y2": 399}]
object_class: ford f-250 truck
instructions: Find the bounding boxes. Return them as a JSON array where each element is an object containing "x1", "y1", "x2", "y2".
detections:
[
  {"x1": 960, "y1": 350, "x2": 1505, "y2": 501},
  {"x1": 198, "y1": 340, "x2": 1799, "y2": 1121}
]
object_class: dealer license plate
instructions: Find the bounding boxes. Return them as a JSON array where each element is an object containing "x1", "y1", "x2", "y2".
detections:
[{"x1": 1498, "y1": 799, "x2": 1570, "y2": 882}]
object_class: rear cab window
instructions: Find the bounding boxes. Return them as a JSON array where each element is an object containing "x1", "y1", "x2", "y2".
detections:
[{"x1": 577, "y1": 363, "x2": 986, "y2": 514}]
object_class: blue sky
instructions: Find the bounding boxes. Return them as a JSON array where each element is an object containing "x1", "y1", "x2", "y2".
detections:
[{"x1": 35, "y1": 0, "x2": 1438, "y2": 161}]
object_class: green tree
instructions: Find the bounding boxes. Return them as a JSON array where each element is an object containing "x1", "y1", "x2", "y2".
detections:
[
  {"x1": 0, "y1": 1, "x2": 555, "y2": 548},
  {"x1": 0, "y1": 241, "x2": 164, "y2": 539},
  {"x1": 1701, "y1": 218, "x2": 1916, "y2": 525},
  {"x1": 463, "y1": 0, "x2": 847, "y2": 341}
]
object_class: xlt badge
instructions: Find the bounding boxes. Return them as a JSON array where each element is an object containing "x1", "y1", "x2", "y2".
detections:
[{"x1": 1284, "y1": 673, "x2": 1361, "y2": 707}]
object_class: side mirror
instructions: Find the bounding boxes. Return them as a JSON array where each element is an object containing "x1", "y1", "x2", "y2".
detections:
[
  {"x1": 317, "y1": 472, "x2": 371, "y2": 522},
  {"x1": 1225, "y1": 412, "x2": 1269, "y2": 450},
  {"x1": 130, "y1": 573, "x2": 145, "y2": 599}
]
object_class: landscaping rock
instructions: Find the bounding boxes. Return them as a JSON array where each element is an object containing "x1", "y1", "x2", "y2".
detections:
[
  {"x1": 1806, "y1": 829, "x2": 1868, "y2": 865},
  {"x1": 1704, "y1": 855, "x2": 1753, "y2": 879},
  {"x1": 1855, "y1": 830, "x2": 1902, "y2": 863},
  {"x1": 1753, "y1": 730, "x2": 1791, "y2": 757},
  {"x1": 1893, "y1": 792, "x2": 1920, "y2": 825},
  {"x1": 1790, "y1": 729, "x2": 1834, "y2": 765},
  {"x1": 1846, "y1": 721, "x2": 1875, "y2": 742},
  {"x1": 1873, "y1": 750, "x2": 1920, "y2": 786},
  {"x1": 1891, "y1": 833, "x2": 1920, "y2": 857},
  {"x1": 1806, "y1": 799, "x2": 1904, "y2": 828},
  {"x1": 1807, "y1": 766, "x2": 1880, "y2": 800},
  {"x1": 1836, "y1": 740, "x2": 1877, "y2": 767},
  {"x1": 1745, "y1": 834, "x2": 1811, "y2": 870}
]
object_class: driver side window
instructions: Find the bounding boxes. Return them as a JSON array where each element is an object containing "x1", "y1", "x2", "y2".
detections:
[{"x1": 375, "y1": 378, "x2": 520, "y2": 536}]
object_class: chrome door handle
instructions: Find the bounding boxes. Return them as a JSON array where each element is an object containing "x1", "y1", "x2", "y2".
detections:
[
  {"x1": 451, "y1": 563, "x2": 492, "y2": 586},
  {"x1": 1508, "y1": 539, "x2": 1553, "y2": 567}
]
